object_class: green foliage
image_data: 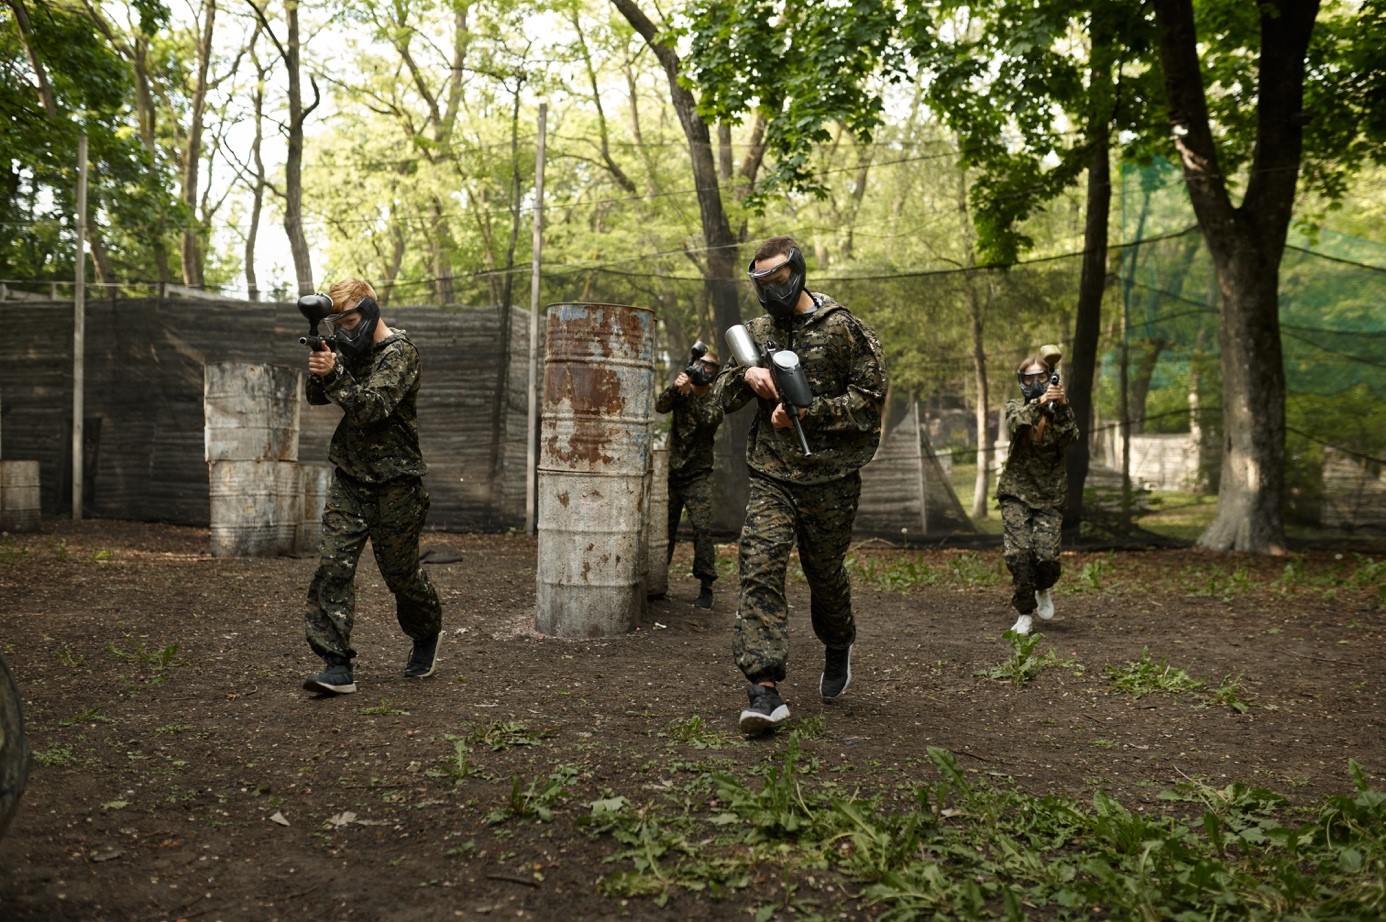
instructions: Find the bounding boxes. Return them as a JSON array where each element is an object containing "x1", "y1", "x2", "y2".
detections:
[
  {"x1": 466, "y1": 720, "x2": 547, "y2": 751},
  {"x1": 977, "y1": 630, "x2": 1064, "y2": 685},
  {"x1": 1106, "y1": 647, "x2": 1205, "y2": 698}
]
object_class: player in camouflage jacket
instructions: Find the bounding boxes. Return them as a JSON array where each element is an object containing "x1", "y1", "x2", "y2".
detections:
[
  {"x1": 300, "y1": 278, "x2": 443, "y2": 696},
  {"x1": 717, "y1": 236, "x2": 886, "y2": 735},
  {"x1": 655, "y1": 348, "x2": 724, "y2": 608},
  {"x1": 996, "y1": 352, "x2": 1079, "y2": 636}
]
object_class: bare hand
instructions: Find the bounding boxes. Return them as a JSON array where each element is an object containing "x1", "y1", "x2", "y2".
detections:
[
  {"x1": 308, "y1": 342, "x2": 337, "y2": 377},
  {"x1": 744, "y1": 366, "x2": 777, "y2": 400},
  {"x1": 770, "y1": 402, "x2": 805, "y2": 429},
  {"x1": 1043, "y1": 383, "x2": 1066, "y2": 405}
]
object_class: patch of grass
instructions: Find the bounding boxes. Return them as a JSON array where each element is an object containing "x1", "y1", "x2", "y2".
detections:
[
  {"x1": 487, "y1": 765, "x2": 580, "y2": 825},
  {"x1": 33, "y1": 746, "x2": 86, "y2": 767},
  {"x1": 662, "y1": 715, "x2": 734, "y2": 751},
  {"x1": 0, "y1": 537, "x2": 27, "y2": 565},
  {"x1": 58, "y1": 707, "x2": 113, "y2": 727},
  {"x1": 944, "y1": 552, "x2": 1005, "y2": 588},
  {"x1": 427, "y1": 736, "x2": 485, "y2": 784},
  {"x1": 976, "y1": 630, "x2": 1062, "y2": 685},
  {"x1": 359, "y1": 698, "x2": 410, "y2": 716},
  {"x1": 1069, "y1": 553, "x2": 1115, "y2": 593},
  {"x1": 467, "y1": 720, "x2": 549, "y2": 751},
  {"x1": 1107, "y1": 648, "x2": 1252, "y2": 713},
  {"x1": 1179, "y1": 563, "x2": 1257, "y2": 601},
  {"x1": 108, "y1": 640, "x2": 185, "y2": 687}
]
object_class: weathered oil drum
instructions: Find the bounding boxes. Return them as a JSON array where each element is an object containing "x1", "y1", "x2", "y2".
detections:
[
  {"x1": 296, "y1": 462, "x2": 333, "y2": 556},
  {"x1": 0, "y1": 461, "x2": 41, "y2": 533},
  {"x1": 0, "y1": 652, "x2": 30, "y2": 841},
  {"x1": 645, "y1": 447, "x2": 670, "y2": 599},
  {"x1": 208, "y1": 460, "x2": 300, "y2": 557},
  {"x1": 536, "y1": 303, "x2": 654, "y2": 636},
  {"x1": 204, "y1": 363, "x2": 301, "y2": 462}
]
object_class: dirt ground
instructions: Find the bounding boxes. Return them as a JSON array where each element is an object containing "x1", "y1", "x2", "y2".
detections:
[{"x1": 0, "y1": 519, "x2": 1382, "y2": 921}]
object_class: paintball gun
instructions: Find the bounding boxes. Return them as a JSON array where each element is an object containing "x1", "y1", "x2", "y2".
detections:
[
  {"x1": 684, "y1": 340, "x2": 716, "y2": 387},
  {"x1": 725, "y1": 324, "x2": 813, "y2": 456},
  {"x1": 297, "y1": 293, "x2": 335, "y2": 350},
  {"x1": 1038, "y1": 343, "x2": 1063, "y2": 416}
]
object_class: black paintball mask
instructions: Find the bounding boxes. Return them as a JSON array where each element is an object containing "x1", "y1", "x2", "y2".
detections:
[
  {"x1": 748, "y1": 247, "x2": 807, "y2": 320},
  {"x1": 1017, "y1": 364, "x2": 1054, "y2": 402},
  {"x1": 324, "y1": 296, "x2": 381, "y2": 363}
]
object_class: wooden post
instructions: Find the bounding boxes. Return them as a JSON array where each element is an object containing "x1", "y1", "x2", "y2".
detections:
[
  {"x1": 525, "y1": 103, "x2": 547, "y2": 535},
  {"x1": 72, "y1": 134, "x2": 88, "y2": 521}
]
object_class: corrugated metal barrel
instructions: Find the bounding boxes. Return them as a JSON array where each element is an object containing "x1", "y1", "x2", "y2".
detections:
[
  {"x1": 0, "y1": 461, "x2": 41, "y2": 532},
  {"x1": 203, "y1": 363, "x2": 301, "y2": 462},
  {"x1": 536, "y1": 303, "x2": 654, "y2": 636},
  {"x1": 208, "y1": 460, "x2": 299, "y2": 557},
  {"x1": 645, "y1": 447, "x2": 669, "y2": 599}
]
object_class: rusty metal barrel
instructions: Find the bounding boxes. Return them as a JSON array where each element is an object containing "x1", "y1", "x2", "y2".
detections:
[
  {"x1": 536, "y1": 303, "x2": 654, "y2": 636},
  {"x1": 645, "y1": 447, "x2": 670, "y2": 599},
  {"x1": 0, "y1": 652, "x2": 30, "y2": 841}
]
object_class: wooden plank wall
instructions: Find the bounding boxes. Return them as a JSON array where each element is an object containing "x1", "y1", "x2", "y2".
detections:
[{"x1": 0, "y1": 297, "x2": 534, "y2": 530}]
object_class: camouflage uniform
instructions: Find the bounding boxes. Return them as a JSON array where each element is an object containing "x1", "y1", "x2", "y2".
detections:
[
  {"x1": 716, "y1": 294, "x2": 886, "y2": 683},
  {"x1": 655, "y1": 383, "x2": 723, "y2": 587},
  {"x1": 303, "y1": 331, "x2": 442, "y2": 661},
  {"x1": 996, "y1": 396, "x2": 1079, "y2": 614}
]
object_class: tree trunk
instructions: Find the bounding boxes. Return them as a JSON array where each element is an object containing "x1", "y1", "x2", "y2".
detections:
[
  {"x1": 1153, "y1": 0, "x2": 1315, "y2": 553},
  {"x1": 1062, "y1": 28, "x2": 1117, "y2": 539},
  {"x1": 281, "y1": 0, "x2": 316, "y2": 294},
  {"x1": 180, "y1": 0, "x2": 215, "y2": 288},
  {"x1": 612, "y1": 0, "x2": 750, "y2": 524},
  {"x1": 956, "y1": 168, "x2": 991, "y2": 519}
]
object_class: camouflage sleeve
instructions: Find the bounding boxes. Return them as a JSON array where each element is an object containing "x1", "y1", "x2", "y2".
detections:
[
  {"x1": 714, "y1": 362, "x2": 756, "y2": 415},
  {"x1": 1004, "y1": 398, "x2": 1043, "y2": 439},
  {"x1": 1053, "y1": 401, "x2": 1080, "y2": 447},
  {"x1": 322, "y1": 343, "x2": 419, "y2": 425},
  {"x1": 655, "y1": 384, "x2": 678, "y2": 415},
  {"x1": 804, "y1": 316, "x2": 885, "y2": 435},
  {"x1": 305, "y1": 371, "x2": 331, "y2": 406},
  {"x1": 688, "y1": 390, "x2": 725, "y2": 429}
]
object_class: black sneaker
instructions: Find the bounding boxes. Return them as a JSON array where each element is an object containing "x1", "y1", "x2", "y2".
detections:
[
  {"x1": 694, "y1": 584, "x2": 714, "y2": 610},
  {"x1": 304, "y1": 656, "x2": 356, "y2": 695},
  {"x1": 820, "y1": 644, "x2": 852, "y2": 700},
  {"x1": 738, "y1": 683, "x2": 789, "y2": 736},
  {"x1": 403, "y1": 632, "x2": 441, "y2": 678}
]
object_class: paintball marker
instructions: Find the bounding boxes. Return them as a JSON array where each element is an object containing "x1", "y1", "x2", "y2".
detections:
[
  {"x1": 725, "y1": 324, "x2": 813, "y2": 456},
  {"x1": 684, "y1": 340, "x2": 716, "y2": 387},
  {"x1": 297, "y1": 293, "x2": 335, "y2": 350},
  {"x1": 1039, "y1": 343, "x2": 1063, "y2": 416}
]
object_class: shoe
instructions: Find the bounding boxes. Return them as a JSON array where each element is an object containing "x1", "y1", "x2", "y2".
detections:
[
  {"x1": 820, "y1": 644, "x2": 853, "y2": 700},
  {"x1": 694, "y1": 584, "x2": 714, "y2": 610},
  {"x1": 1010, "y1": 614, "x2": 1034, "y2": 636},
  {"x1": 304, "y1": 656, "x2": 356, "y2": 695},
  {"x1": 403, "y1": 632, "x2": 441, "y2": 678},
  {"x1": 1036, "y1": 589, "x2": 1055, "y2": 620},
  {"x1": 738, "y1": 684, "x2": 789, "y2": 736}
]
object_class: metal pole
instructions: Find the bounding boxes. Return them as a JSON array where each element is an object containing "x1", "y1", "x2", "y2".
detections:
[
  {"x1": 72, "y1": 134, "x2": 88, "y2": 521},
  {"x1": 524, "y1": 103, "x2": 547, "y2": 535}
]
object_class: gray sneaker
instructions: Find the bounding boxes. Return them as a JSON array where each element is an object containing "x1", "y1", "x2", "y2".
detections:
[
  {"x1": 403, "y1": 632, "x2": 441, "y2": 678},
  {"x1": 304, "y1": 656, "x2": 356, "y2": 695},
  {"x1": 820, "y1": 644, "x2": 853, "y2": 700},
  {"x1": 738, "y1": 683, "x2": 789, "y2": 736}
]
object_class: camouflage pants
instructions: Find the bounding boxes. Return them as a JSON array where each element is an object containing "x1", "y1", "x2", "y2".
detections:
[
  {"x1": 304, "y1": 472, "x2": 443, "y2": 660},
  {"x1": 1000, "y1": 498, "x2": 1063, "y2": 614},
  {"x1": 733, "y1": 471, "x2": 860, "y2": 684},
  {"x1": 666, "y1": 471, "x2": 718, "y2": 586}
]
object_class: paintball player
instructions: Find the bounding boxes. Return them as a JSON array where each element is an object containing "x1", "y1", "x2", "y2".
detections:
[
  {"x1": 300, "y1": 278, "x2": 444, "y2": 695},
  {"x1": 716, "y1": 236, "x2": 886, "y2": 736},
  {"x1": 655, "y1": 343, "x2": 725, "y2": 609},
  {"x1": 996, "y1": 349, "x2": 1079, "y2": 637}
]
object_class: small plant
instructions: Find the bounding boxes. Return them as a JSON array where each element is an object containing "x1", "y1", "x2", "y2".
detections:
[
  {"x1": 427, "y1": 736, "x2": 482, "y2": 784},
  {"x1": 1106, "y1": 647, "x2": 1205, "y2": 698},
  {"x1": 1070, "y1": 554, "x2": 1114, "y2": 593},
  {"x1": 155, "y1": 723, "x2": 190, "y2": 735},
  {"x1": 663, "y1": 715, "x2": 733, "y2": 750},
  {"x1": 359, "y1": 699, "x2": 410, "y2": 716},
  {"x1": 945, "y1": 552, "x2": 1004, "y2": 588},
  {"x1": 55, "y1": 645, "x2": 86, "y2": 669},
  {"x1": 977, "y1": 630, "x2": 1060, "y2": 684},
  {"x1": 468, "y1": 720, "x2": 547, "y2": 751},
  {"x1": 487, "y1": 765, "x2": 579, "y2": 824},
  {"x1": 1206, "y1": 674, "x2": 1252, "y2": 714},
  {"x1": 33, "y1": 746, "x2": 85, "y2": 767}
]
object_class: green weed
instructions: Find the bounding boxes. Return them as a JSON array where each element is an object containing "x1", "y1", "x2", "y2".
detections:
[
  {"x1": 487, "y1": 765, "x2": 579, "y2": 825},
  {"x1": 662, "y1": 715, "x2": 733, "y2": 750},
  {"x1": 1106, "y1": 647, "x2": 1206, "y2": 697},
  {"x1": 58, "y1": 707, "x2": 113, "y2": 727},
  {"x1": 976, "y1": 630, "x2": 1061, "y2": 685},
  {"x1": 467, "y1": 720, "x2": 547, "y2": 751},
  {"x1": 33, "y1": 746, "x2": 85, "y2": 767},
  {"x1": 359, "y1": 699, "x2": 410, "y2": 716},
  {"x1": 427, "y1": 736, "x2": 484, "y2": 784}
]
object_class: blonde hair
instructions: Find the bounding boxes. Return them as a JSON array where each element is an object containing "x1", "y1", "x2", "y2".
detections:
[
  {"x1": 1016, "y1": 354, "x2": 1051, "y2": 375},
  {"x1": 327, "y1": 278, "x2": 378, "y2": 312}
]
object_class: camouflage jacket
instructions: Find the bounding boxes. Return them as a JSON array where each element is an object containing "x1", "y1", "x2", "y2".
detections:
[
  {"x1": 715, "y1": 294, "x2": 885, "y2": 486},
  {"x1": 655, "y1": 383, "x2": 723, "y2": 479},
  {"x1": 305, "y1": 331, "x2": 428, "y2": 483},
  {"x1": 996, "y1": 397, "x2": 1080, "y2": 510}
]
